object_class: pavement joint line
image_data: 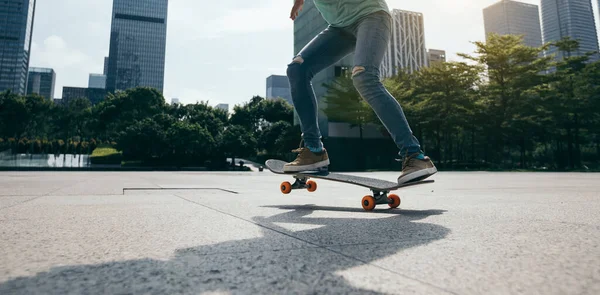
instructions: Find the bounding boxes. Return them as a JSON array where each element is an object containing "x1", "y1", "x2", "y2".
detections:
[
  {"x1": 321, "y1": 238, "x2": 446, "y2": 248},
  {"x1": 123, "y1": 187, "x2": 239, "y2": 194},
  {"x1": 176, "y1": 246, "x2": 321, "y2": 257},
  {"x1": 174, "y1": 194, "x2": 458, "y2": 295},
  {"x1": 0, "y1": 180, "x2": 87, "y2": 211}
]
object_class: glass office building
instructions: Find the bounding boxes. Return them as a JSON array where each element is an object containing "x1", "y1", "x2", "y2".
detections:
[
  {"x1": 88, "y1": 73, "x2": 106, "y2": 89},
  {"x1": 541, "y1": 0, "x2": 599, "y2": 61},
  {"x1": 106, "y1": 0, "x2": 168, "y2": 93},
  {"x1": 26, "y1": 67, "x2": 55, "y2": 99},
  {"x1": 483, "y1": 0, "x2": 543, "y2": 49},
  {"x1": 0, "y1": 0, "x2": 36, "y2": 95},
  {"x1": 266, "y1": 75, "x2": 293, "y2": 106}
]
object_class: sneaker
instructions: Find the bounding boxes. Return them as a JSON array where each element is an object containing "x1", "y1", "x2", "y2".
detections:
[
  {"x1": 283, "y1": 147, "x2": 330, "y2": 172},
  {"x1": 397, "y1": 153, "x2": 437, "y2": 184}
]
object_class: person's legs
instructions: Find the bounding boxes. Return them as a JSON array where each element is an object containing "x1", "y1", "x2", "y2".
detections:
[
  {"x1": 284, "y1": 26, "x2": 356, "y2": 172},
  {"x1": 347, "y1": 11, "x2": 437, "y2": 183}
]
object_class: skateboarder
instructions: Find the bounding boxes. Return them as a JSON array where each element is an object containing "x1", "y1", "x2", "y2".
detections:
[{"x1": 283, "y1": 0, "x2": 437, "y2": 184}]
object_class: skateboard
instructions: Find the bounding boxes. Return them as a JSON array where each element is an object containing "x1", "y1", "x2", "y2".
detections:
[{"x1": 265, "y1": 159, "x2": 434, "y2": 211}]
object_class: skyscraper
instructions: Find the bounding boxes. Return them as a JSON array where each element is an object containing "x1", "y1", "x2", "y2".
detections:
[
  {"x1": 541, "y1": 0, "x2": 600, "y2": 61},
  {"x1": 106, "y1": 0, "x2": 168, "y2": 93},
  {"x1": 427, "y1": 49, "x2": 446, "y2": 66},
  {"x1": 103, "y1": 57, "x2": 109, "y2": 75},
  {"x1": 88, "y1": 73, "x2": 106, "y2": 89},
  {"x1": 26, "y1": 67, "x2": 55, "y2": 99},
  {"x1": 381, "y1": 9, "x2": 428, "y2": 77},
  {"x1": 266, "y1": 75, "x2": 292, "y2": 106},
  {"x1": 216, "y1": 103, "x2": 229, "y2": 113},
  {"x1": 483, "y1": 0, "x2": 543, "y2": 48},
  {"x1": 0, "y1": 0, "x2": 36, "y2": 95}
]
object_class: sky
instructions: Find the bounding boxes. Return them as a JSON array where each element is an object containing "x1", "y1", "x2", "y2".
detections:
[{"x1": 29, "y1": 0, "x2": 600, "y2": 108}]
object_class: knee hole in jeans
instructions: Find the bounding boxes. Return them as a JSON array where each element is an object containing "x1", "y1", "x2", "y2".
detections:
[
  {"x1": 292, "y1": 56, "x2": 304, "y2": 64},
  {"x1": 352, "y1": 66, "x2": 366, "y2": 78}
]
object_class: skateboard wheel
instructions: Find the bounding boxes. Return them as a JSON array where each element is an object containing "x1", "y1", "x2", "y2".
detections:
[
  {"x1": 280, "y1": 182, "x2": 292, "y2": 194},
  {"x1": 361, "y1": 195, "x2": 376, "y2": 211},
  {"x1": 388, "y1": 194, "x2": 401, "y2": 209},
  {"x1": 306, "y1": 180, "x2": 317, "y2": 192}
]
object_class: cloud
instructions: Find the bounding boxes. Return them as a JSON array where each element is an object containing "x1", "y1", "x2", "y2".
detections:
[
  {"x1": 31, "y1": 36, "x2": 93, "y2": 69},
  {"x1": 214, "y1": 6, "x2": 293, "y2": 35},
  {"x1": 29, "y1": 35, "x2": 103, "y2": 97},
  {"x1": 169, "y1": 1, "x2": 292, "y2": 41}
]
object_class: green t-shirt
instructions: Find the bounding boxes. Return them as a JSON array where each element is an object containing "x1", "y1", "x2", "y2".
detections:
[{"x1": 313, "y1": 0, "x2": 390, "y2": 27}]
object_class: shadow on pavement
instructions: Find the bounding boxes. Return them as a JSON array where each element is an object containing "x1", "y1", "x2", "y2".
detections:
[
  {"x1": 262, "y1": 204, "x2": 447, "y2": 215},
  {"x1": 0, "y1": 207, "x2": 450, "y2": 294}
]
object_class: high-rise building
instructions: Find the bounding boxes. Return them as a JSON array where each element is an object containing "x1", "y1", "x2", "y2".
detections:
[
  {"x1": 171, "y1": 98, "x2": 179, "y2": 105},
  {"x1": 216, "y1": 103, "x2": 229, "y2": 112},
  {"x1": 266, "y1": 75, "x2": 293, "y2": 106},
  {"x1": 381, "y1": 9, "x2": 428, "y2": 77},
  {"x1": 88, "y1": 74, "x2": 106, "y2": 89},
  {"x1": 103, "y1": 57, "x2": 109, "y2": 75},
  {"x1": 106, "y1": 0, "x2": 169, "y2": 93},
  {"x1": 26, "y1": 67, "x2": 55, "y2": 99},
  {"x1": 541, "y1": 0, "x2": 600, "y2": 61},
  {"x1": 62, "y1": 86, "x2": 107, "y2": 105},
  {"x1": 0, "y1": 0, "x2": 36, "y2": 95},
  {"x1": 427, "y1": 49, "x2": 446, "y2": 66},
  {"x1": 483, "y1": 0, "x2": 543, "y2": 48}
]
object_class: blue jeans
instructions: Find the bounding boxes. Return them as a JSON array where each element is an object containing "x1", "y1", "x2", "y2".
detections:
[{"x1": 286, "y1": 10, "x2": 422, "y2": 157}]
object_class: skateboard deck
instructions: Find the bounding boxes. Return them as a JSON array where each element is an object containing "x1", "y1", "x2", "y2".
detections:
[{"x1": 265, "y1": 159, "x2": 434, "y2": 211}]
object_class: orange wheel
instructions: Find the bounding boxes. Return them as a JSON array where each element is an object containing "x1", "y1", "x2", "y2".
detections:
[
  {"x1": 306, "y1": 180, "x2": 317, "y2": 192},
  {"x1": 280, "y1": 182, "x2": 292, "y2": 194},
  {"x1": 361, "y1": 195, "x2": 376, "y2": 211},
  {"x1": 388, "y1": 194, "x2": 401, "y2": 209}
]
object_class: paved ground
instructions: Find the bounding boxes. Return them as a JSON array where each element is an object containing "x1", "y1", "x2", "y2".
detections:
[{"x1": 0, "y1": 170, "x2": 599, "y2": 294}]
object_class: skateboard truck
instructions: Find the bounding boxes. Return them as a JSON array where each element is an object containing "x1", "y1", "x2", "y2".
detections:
[
  {"x1": 361, "y1": 190, "x2": 401, "y2": 211},
  {"x1": 280, "y1": 176, "x2": 401, "y2": 212},
  {"x1": 282, "y1": 175, "x2": 318, "y2": 193}
]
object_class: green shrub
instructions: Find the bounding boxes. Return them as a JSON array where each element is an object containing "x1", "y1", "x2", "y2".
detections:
[{"x1": 90, "y1": 147, "x2": 122, "y2": 165}]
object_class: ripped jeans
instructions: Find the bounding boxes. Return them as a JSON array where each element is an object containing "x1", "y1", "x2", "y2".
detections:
[{"x1": 286, "y1": 10, "x2": 422, "y2": 157}]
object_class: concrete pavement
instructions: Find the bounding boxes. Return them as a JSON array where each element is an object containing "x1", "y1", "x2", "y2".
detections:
[{"x1": 0, "y1": 170, "x2": 599, "y2": 294}]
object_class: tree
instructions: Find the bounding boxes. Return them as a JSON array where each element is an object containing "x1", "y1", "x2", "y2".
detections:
[
  {"x1": 458, "y1": 33, "x2": 552, "y2": 167},
  {"x1": 408, "y1": 62, "x2": 482, "y2": 165},
  {"x1": 229, "y1": 96, "x2": 264, "y2": 132},
  {"x1": 575, "y1": 60, "x2": 600, "y2": 163},
  {"x1": 23, "y1": 94, "x2": 53, "y2": 139},
  {"x1": 177, "y1": 102, "x2": 228, "y2": 138},
  {"x1": 258, "y1": 98, "x2": 294, "y2": 124},
  {"x1": 257, "y1": 121, "x2": 301, "y2": 158},
  {"x1": 116, "y1": 118, "x2": 168, "y2": 160},
  {"x1": 93, "y1": 87, "x2": 166, "y2": 140},
  {"x1": 0, "y1": 92, "x2": 29, "y2": 138},
  {"x1": 543, "y1": 37, "x2": 597, "y2": 169},
  {"x1": 167, "y1": 121, "x2": 215, "y2": 164},
  {"x1": 56, "y1": 98, "x2": 92, "y2": 140},
  {"x1": 219, "y1": 125, "x2": 257, "y2": 166}
]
